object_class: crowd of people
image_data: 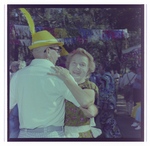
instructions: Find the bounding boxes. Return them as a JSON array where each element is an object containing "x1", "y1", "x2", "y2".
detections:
[
  {"x1": 9, "y1": 8, "x2": 142, "y2": 139},
  {"x1": 89, "y1": 65, "x2": 142, "y2": 132}
]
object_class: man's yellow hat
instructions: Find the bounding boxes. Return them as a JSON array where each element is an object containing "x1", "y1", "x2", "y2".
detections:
[
  {"x1": 19, "y1": 8, "x2": 68, "y2": 55},
  {"x1": 28, "y1": 30, "x2": 64, "y2": 50}
]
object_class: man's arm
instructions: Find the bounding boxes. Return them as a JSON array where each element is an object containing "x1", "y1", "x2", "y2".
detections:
[
  {"x1": 62, "y1": 80, "x2": 95, "y2": 108},
  {"x1": 48, "y1": 66, "x2": 94, "y2": 108}
]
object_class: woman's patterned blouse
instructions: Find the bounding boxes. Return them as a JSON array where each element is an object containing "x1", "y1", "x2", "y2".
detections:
[{"x1": 64, "y1": 80, "x2": 99, "y2": 126}]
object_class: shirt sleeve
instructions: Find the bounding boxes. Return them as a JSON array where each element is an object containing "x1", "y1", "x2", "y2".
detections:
[
  {"x1": 63, "y1": 88, "x2": 80, "y2": 107},
  {"x1": 59, "y1": 74, "x2": 80, "y2": 107}
]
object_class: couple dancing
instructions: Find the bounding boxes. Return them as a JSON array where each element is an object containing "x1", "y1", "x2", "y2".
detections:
[
  {"x1": 9, "y1": 9, "x2": 101, "y2": 138},
  {"x1": 9, "y1": 32, "x2": 101, "y2": 138}
]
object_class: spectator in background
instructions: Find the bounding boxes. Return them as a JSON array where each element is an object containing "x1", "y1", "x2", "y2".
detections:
[
  {"x1": 110, "y1": 70, "x2": 114, "y2": 77},
  {"x1": 114, "y1": 70, "x2": 120, "y2": 82},
  {"x1": 9, "y1": 60, "x2": 26, "y2": 138},
  {"x1": 120, "y1": 67, "x2": 137, "y2": 116},
  {"x1": 9, "y1": 61, "x2": 20, "y2": 138},
  {"x1": 114, "y1": 70, "x2": 120, "y2": 96},
  {"x1": 130, "y1": 67, "x2": 142, "y2": 130},
  {"x1": 9, "y1": 61, "x2": 20, "y2": 80},
  {"x1": 89, "y1": 71, "x2": 98, "y2": 86},
  {"x1": 9, "y1": 61, "x2": 26, "y2": 80},
  {"x1": 18, "y1": 61, "x2": 26, "y2": 69},
  {"x1": 119, "y1": 74, "x2": 123, "y2": 88},
  {"x1": 97, "y1": 62, "x2": 122, "y2": 138},
  {"x1": 133, "y1": 67, "x2": 141, "y2": 106},
  {"x1": 131, "y1": 106, "x2": 141, "y2": 130},
  {"x1": 89, "y1": 62, "x2": 101, "y2": 88}
]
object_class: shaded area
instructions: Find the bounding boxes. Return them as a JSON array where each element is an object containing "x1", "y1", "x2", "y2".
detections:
[
  {"x1": 96, "y1": 94, "x2": 142, "y2": 140},
  {"x1": 115, "y1": 94, "x2": 141, "y2": 139}
]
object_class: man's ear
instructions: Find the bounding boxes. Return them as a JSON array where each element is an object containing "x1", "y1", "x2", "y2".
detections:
[
  {"x1": 44, "y1": 48, "x2": 50, "y2": 58},
  {"x1": 44, "y1": 47, "x2": 50, "y2": 54}
]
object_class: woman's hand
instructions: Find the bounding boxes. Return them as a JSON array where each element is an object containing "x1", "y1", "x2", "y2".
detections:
[{"x1": 47, "y1": 66, "x2": 71, "y2": 81}]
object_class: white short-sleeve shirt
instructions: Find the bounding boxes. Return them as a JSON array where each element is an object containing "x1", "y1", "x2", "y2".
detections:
[
  {"x1": 10, "y1": 59, "x2": 80, "y2": 129},
  {"x1": 120, "y1": 72, "x2": 137, "y2": 88}
]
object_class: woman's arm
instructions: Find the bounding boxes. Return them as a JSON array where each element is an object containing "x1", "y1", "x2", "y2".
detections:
[
  {"x1": 63, "y1": 77, "x2": 95, "y2": 108},
  {"x1": 79, "y1": 104, "x2": 98, "y2": 118},
  {"x1": 77, "y1": 88, "x2": 97, "y2": 118}
]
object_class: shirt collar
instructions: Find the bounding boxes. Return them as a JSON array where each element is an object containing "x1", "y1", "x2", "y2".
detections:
[{"x1": 30, "y1": 59, "x2": 55, "y2": 68}]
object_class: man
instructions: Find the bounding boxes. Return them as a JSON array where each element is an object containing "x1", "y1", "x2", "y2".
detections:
[
  {"x1": 120, "y1": 67, "x2": 137, "y2": 115},
  {"x1": 97, "y1": 62, "x2": 122, "y2": 138},
  {"x1": 10, "y1": 29, "x2": 93, "y2": 138}
]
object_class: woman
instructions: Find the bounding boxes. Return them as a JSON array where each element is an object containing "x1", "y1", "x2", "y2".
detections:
[
  {"x1": 48, "y1": 48, "x2": 101, "y2": 138},
  {"x1": 97, "y1": 62, "x2": 122, "y2": 138}
]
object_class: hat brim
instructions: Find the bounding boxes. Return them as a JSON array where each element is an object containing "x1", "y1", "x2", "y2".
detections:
[{"x1": 28, "y1": 41, "x2": 64, "y2": 50}]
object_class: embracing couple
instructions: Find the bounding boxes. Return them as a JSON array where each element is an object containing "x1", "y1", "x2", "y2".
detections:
[{"x1": 9, "y1": 27, "x2": 101, "y2": 138}]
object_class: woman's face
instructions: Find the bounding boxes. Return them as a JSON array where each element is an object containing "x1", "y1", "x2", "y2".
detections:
[{"x1": 69, "y1": 54, "x2": 89, "y2": 84}]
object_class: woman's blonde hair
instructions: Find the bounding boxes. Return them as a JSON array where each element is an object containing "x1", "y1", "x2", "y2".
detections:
[{"x1": 66, "y1": 48, "x2": 95, "y2": 79}]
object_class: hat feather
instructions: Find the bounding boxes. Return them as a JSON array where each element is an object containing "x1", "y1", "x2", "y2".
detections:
[
  {"x1": 19, "y1": 8, "x2": 35, "y2": 37},
  {"x1": 60, "y1": 46, "x2": 69, "y2": 56}
]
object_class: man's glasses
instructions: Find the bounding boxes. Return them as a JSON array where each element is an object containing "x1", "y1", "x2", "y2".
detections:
[{"x1": 44, "y1": 47, "x2": 62, "y2": 53}]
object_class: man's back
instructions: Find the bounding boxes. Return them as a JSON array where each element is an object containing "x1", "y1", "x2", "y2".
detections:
[{"x1": 10, "y1": 59, "x2": 79, "y2": 129}]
